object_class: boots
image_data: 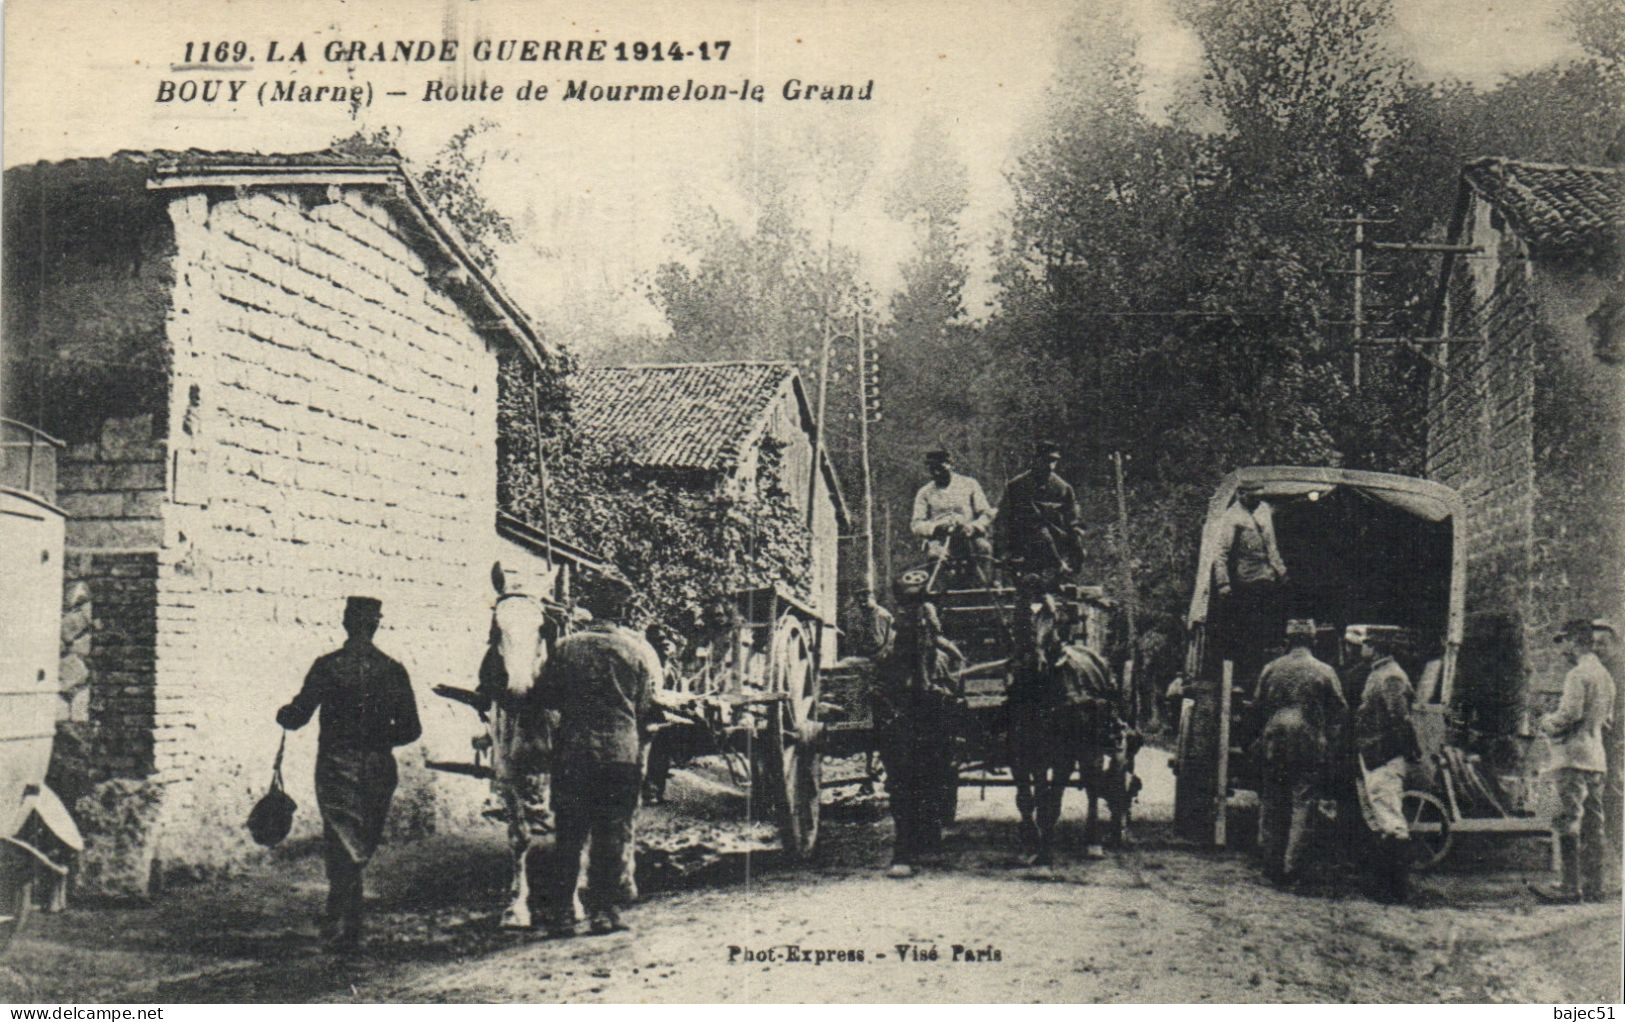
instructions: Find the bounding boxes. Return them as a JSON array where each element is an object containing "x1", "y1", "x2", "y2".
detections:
[
  {"x1": 1386, "y1": 840, "x2": 1410, "y2": 905},
  {"x1": 1535, "y1": 836, "x2": 1582, "y2": 904},
  {"x1": 1368, "y1": 838, "x2": 1409, "y2": 904},
  {"x1": 1581, "y1": 835, "x2": 1607, "y2": 903}
]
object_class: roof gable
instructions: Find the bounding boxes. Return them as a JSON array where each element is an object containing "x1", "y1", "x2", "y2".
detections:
[
  {"x1": 1461, "y1": 157, "x2": 1624, "y2": 259},
  {"x1": 81, "y1": 147, "x2": 553, "y2": 367},
  {"x1": 571, "y1": 361, "x2": 798, "y2": 472}
]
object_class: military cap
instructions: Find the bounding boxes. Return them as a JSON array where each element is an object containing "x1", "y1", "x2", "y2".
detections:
[
  {"x1": 1555, "y1": 618, "x2": 1618, "y2": 642},
  {"x1": 1237, "y1": 480, "x2": 1265, "y2": 494},
  {"x1": 345, "y1": 596, "x2": 383, "y2": 619},
  {"x1": 925, "y1": 448, "x2": 953, "y2": 465},
  {"x1": 1285, "y1": 618, "x2": 1316, "y2": 640},
  {"x1": 1033, "y1": 440, "x2": 1061, "y2": 458}
]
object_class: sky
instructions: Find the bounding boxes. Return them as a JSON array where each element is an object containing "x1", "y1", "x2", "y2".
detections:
[{"x1": 3, "y1": 0, "x2": 1587, "y2": 348}]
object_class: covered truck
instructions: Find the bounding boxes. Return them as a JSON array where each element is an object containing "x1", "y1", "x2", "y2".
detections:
[{"x1": 1172, "y1": 467, "x2": 1465, "y2": 844}]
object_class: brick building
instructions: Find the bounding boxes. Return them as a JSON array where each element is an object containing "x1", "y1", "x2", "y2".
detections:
[
  {"x1": 569, "y1": 362, "x2": 848, "y2": 658},
  {"x1": 1424, "y1": 157, "x2": 1625, "y2": 803},
  {"x1": 2, "y1": 150, "x2": 570, "y2": 894}
]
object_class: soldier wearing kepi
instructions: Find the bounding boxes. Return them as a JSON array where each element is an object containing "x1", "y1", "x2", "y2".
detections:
[
  {"x1": 1251, "y1": 619, "x2": 1348, "y2": 885},
  {"x1": 536, "y1": 585, "x2": 661, "y2": 936},
  {"x1": 1535, "y1": 618, "x2": 1618, "y2": 905},
  {"x1": 276, "y1": 596, "x2": 422, "y2": 949},
  {"x1": 995, "y1": 440, "x2": 1083, "y2": 579},
  {"x1": 1214, "y1": 481, "x2": 1289, "y2": 688},
  {"x1": 911, "y1": 448, "x2": 994, "y2": 585},
  {"x1": 876, "y1": 568, "x2": 964, "y2": 878},
  {"x1": 1351, "y1": 627, "x2": 1421, "y2": 904}
]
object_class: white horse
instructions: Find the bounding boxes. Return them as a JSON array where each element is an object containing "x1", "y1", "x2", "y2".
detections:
[{"x1": 481, "y1": 562, "x2": 571, "y2": 930}]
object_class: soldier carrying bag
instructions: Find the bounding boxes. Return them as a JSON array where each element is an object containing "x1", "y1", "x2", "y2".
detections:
[{"x1": 246, "y1": 733, "x2": 297, "y2": 847}]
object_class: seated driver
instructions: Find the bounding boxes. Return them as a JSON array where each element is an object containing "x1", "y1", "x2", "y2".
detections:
[{"x1": 910, "y1": 448, "x2": 994, "y2": 585}]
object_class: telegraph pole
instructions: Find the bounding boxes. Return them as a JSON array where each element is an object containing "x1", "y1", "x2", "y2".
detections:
[
  {"x1": 1111, "y1": 450, "x2": 1140, "y2": 723},
  {"x1": 856, "y1": 312, "x2": 879, "y2": 594},
  {"x1": 1328, "y1": 216, "x2": 1484, "y2": 384},
  {"x1": 806, "y1": 318, "x2": 833, "y2": 539}
]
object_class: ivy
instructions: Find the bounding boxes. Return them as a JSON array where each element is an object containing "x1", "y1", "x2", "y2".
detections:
[{"x1": 497, "y1": 351, "x2": 812, "y2": 644}]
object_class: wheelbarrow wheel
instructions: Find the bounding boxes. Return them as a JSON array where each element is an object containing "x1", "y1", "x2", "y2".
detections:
[
  {"x1": 1402, "y1": 790, "x2": 1452, "y2": 870},
  {"x1": 0, "y1": 842, "x2": 35, "y2": 955}
]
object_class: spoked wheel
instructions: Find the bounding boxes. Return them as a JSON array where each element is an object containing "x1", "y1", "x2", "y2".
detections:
[
  {"x1": 1402, "y1": 790, "x2": 1452, "y2": 870},
  {"x1": 0, "y1": 842, "x2": 35, "y2": 955},
  {"x1": 765, "y1": 616, "x2": 822, "y2": 860}
]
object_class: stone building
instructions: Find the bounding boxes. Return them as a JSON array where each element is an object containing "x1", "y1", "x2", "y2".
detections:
[
  {"x1": 569, "y1": 362, "x2": 848, "y2": 658},
  {"x1": 1424, "y1": 157, "x2": 1625, "y2": 804},
  {"x1": 2, "y1": 150, "x2": 574, "y2": 893}
]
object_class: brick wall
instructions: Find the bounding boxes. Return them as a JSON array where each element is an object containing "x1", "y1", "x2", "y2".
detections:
[
  {"x1": 1426, "y1": 201, "x2": 1540, "y2": 747},
  {"x1": 149, "y1": 186, "x2": 505, "y2": 872},
  {"x1": 1426, "y1": 193, "x2": 1625, "y2": 802},
  {"x1": 49, "y1": 551, "x2": 164, "y2": 897}
]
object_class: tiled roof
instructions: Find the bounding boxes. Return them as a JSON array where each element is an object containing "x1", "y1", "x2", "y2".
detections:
[
  {"x1": 1462, "y1": 158, "x2": 1624, "y2": 257},
  {"x1": 570, "y1": 362, "x2": 797, "y2": 472}
]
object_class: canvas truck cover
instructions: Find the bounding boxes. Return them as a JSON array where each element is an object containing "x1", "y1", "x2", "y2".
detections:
[{"x1": 1186, "y1": 467, "x2": 1466, "y2": 650}]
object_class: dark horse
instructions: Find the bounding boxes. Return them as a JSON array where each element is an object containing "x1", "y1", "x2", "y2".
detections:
[{"x1": 1008, "y1": 592, "x2": 1129, "y2": 865}]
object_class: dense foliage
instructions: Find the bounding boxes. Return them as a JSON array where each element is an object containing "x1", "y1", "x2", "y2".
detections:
[{"x1": 495, "y1": 351, "x2": 812, "y2": 640}]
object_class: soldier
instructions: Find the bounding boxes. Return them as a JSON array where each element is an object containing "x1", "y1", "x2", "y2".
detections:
[
  {"x1": 536, "y1": 587, "x2": 661, "y2": 936},
  {"x1": 276, "y1": 596, "x2": 422, "y2": 949},
  {"x1": 911, "y1": 449, "x2": 994, "y2": 585},
  {"x1": 994, "y1": 440, "x2": 1083, "y2": 579},
  {"x1": 1351, "y1": 627, "x2": 1421, "y2": 904},
  {"x1": 876, "y1": 569, "x2": 964, "y2": 878},
  {"x1": 1213, "y1": 481, "x2": 1289, "y2": 689},
  {"x1": 1251, "y1": 619, "x2": 1347, "y2": 885},
  {"x1": 1535, "y1": 618, "x2": 1618, "y2": 905}
]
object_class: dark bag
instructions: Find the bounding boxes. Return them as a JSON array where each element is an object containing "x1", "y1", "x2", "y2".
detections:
[{"x1": 246, "y1": 734, "x2": 296, "y2": 847}]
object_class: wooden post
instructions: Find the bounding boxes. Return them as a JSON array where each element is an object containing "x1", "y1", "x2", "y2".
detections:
[
  {"x1": 529, "y1": 380, "x2": 554, "y2": 572},
  {"x1": 855, "y1": 312, "x2": 876, "y2": 595},
  {"x1": 805, "y1": 319, "x2": 834, "y2": 621},
  {"x1": 1215, "y1": 659, "x2": 1234, "y2": 847},
  {"x1": 1112, "y1": 450, "x2": 1139, "y2": 723},
  {"x1": 806, "y1": 321, "x2": 832, "y2": 536},
  {"x1": 881, "y1": 504, "x2": 893, "y2": 594},
  {"x1": 1352, "y1": 219, "x2": 1364, "y2": 390}
]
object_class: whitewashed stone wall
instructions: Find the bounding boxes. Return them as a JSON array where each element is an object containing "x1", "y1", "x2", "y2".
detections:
[{"x1": 152, "y1": 187, "x2": 502, "y2": 869}]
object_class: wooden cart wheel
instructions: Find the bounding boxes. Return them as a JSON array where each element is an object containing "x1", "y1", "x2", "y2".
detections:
[
  {"x1": 767, "y1": 616, "x2": 822, "y2": 860},
  {"x1": 1402, "y1": 790, "x2": 1452, "y2": 870},
  {"x1": 0, "y1": 843, "x2": 35, "y2": 955}
]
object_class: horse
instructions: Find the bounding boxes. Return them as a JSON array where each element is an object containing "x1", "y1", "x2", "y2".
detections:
[
  {"x1": 1007, "y1": 591, "x2": 1129, "y2": 865},
  {"x1": 480, "y1": 561, "x2": 565, "y2": 930}
]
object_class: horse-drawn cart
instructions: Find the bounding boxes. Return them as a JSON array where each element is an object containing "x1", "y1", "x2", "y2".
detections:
[
  {"x1": 821, "y1": 564, "x2": 1140, "y2": 851},
  {"x1": 644, "y1": 584, "x2": 826, "y2": 860}
]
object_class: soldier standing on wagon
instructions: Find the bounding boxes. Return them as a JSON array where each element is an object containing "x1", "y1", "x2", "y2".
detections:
[
  {"x1": 1213, "y1": 481, "x2": 1289, "y2": 689},
  {"x1": 876, "y1": 569, "x2": 964, "y2": 878},
  {"x1": 1535, "y1": 618, "x2": 1617, "y2": 905},
  {"x1": 276, "y1": 596, "x2": 422, "y2": 950}
]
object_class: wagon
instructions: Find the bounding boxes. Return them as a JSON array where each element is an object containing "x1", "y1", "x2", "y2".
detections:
[
  {"x1": 0, "y1": 420, "x2": 84, "y2": 954},
  {"x1": 820, "y1": 560, "x2": 1138, "y2": 829},
  {"x1": 644, "y1": 584, "x2": 827, "y2": 859}
]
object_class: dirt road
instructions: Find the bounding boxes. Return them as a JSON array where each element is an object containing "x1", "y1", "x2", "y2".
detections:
[{"x1": 1, "y1": 760, "x2": 1619, "y2": 1003}]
